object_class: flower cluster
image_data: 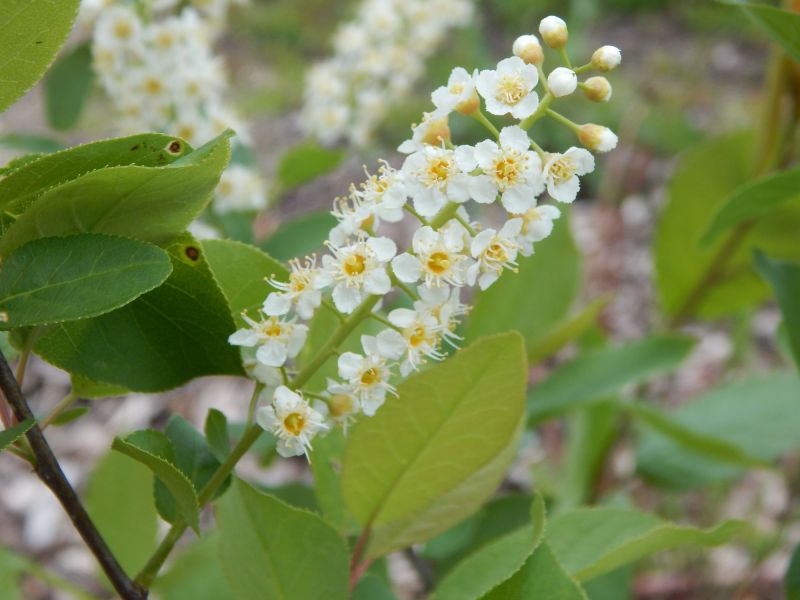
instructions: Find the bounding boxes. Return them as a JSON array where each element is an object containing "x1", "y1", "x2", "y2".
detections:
[
  {"x1": 231, "y1": 16, "x2": 621, "y2": 458},
  {"x1": 89, "y1": 1, "x2": 266, "y2": 215},
  {"x1": 300, "y1": 0, "x2": 474, "y2": 147}
]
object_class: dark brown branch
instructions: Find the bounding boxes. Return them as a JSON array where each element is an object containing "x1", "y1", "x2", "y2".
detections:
[{"x1": 0, "y1": 348, "x2": 147, "y2": 600}]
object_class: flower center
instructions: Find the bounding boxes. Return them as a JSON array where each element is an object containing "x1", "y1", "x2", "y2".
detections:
[
  {"x1": 494, "y1": 156, "x2": 521, "y2": 185},
  {"x1": 517, "y1": 208, "x2": 541, "y2": 234},
  {"x1": 549, "y1": 156, "x2": 576, "y2": 184},
  {"x1": 450, "y1": 83, "x2": 464, "y2": 94},
  {"x1": 329, "y1": 394, "x2": 354, "y2": 417},
  {"x1": 289, "y1": 271, "x2": 310, "y2": 292},
  {"x1": 486, "y1": 241, "x2": 509, "y2": 263},
  {"x1": 409, "y1": 326, "x2": 428, "y2": 347},
  {"x1": 343, "y1": 253, "x2": 367, "y2": 276},
  {"x1": 143, "y1": 77, "x2": 163, "y2": 95},
  {"x1": 426, "y1": 158, "x2": 452, "y2": 183},
  {"x1": 361, "y1": 368, "x2": 381, "y2": 386},
  {"x1": 113, "y1": 20, "x2": 133, "y2": 39},
  {"x1": 426, "y1": 251, "x2": 451, "y2": 275},
  {"x1": 262, "y1": 320, "x2": 284, "y2": 337},
  {"x1": 496, "y1": 74, "x2": 527, "y2": 105},
  {"x1": 283, "y1": 412, "x2": 306, "y2": 436}
]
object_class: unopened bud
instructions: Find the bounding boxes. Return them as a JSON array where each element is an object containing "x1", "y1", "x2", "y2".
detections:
[
  {"x1": 512, "y1": 34, "x2": 544, "y2": 66},
  {"x1": 539, "y1": 16, "x2": 568, "y2": 49},
  {"x1": 329, "y1": 394, "x2": 354, "y2": 418},
  {"x1": 548, "y1": 67, "x2": 577, "y2": 97},
  {"x1": 578, "y1": 124, "x2": 618, "y2": 153},
  {"x1": 421, "y1": 117, "x2": 451, "y2": 146},
  {"x1": 582, "y1": 76, "x2": 612, "y2": 102},
  {"x1": 591, "y1": 46, "x2": 621, "y2": 72}
]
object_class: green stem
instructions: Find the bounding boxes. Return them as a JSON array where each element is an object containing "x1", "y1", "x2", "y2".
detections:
[
  {"x1": 472, "y1": 110, "x2": 500, "y2": 139},
  {"x1": 40, "y1": 392, "x2": 77, "y2": 430},
  {"x1": 573, "y1": 62, "x2": 593, "y2": 74},
  {"x1": 404, "y1": 204, "x2": 430, "y2": 226},
  {"x1": 558, "y1": 47, "x2": 572, "y2": 68},
  {"x1": 454, "y1": 213, "x2": 477, "y2": 236},
  {"x1": 246, "y1": 382, "x2": 265, "y2": 426},
  {"x1": 546, "y1": 108, "x2": 580, "y2": 131},
  {"x1": 519, "y1": 93, "x2": 553, "y2": 129},
  {"x1": 368, "y1": 312, "x2": 402, "y2": 332}
]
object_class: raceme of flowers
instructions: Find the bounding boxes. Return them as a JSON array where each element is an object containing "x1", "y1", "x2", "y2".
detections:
[
  {"x1": 300, "y1": 0, "x2": 474, "y2": 147},
  {"x1": 90, "y1": 1, "x2": 266, "y2": 215},
  {"x1": 231, "y1": 16, "x2": 621, "y2": 459}
]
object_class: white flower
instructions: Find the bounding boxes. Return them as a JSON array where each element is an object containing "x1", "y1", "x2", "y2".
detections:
[
  {"x1": 431, "y1": 67, "x2": 478, "y2": 115},
  {"x1": 214, "y1": 165, "x2": 267, "y2": 213},
  {"x1": 318, "y1": 379, "x2": 360, "y2": 430},
  {"x1": 539, "y1": 15, "x2": 568, "y2": 49},
  {"x1": 228, "y1": 313, "x2": 308, "y2": 367},
  {"x1": 392, "y1": 221, "x2": 470, "y2": 287},
  {"x1": 470, "y1": 126, "x2": 544, "y2": 213},
  {"x1": 476, "y1": 57, "x2": 539, "y2": 119},
  {"x1": 379, "y1": 308, "x2": 445, "y2": 375},
  {"x1": 467, "y1": 218, "x2": 523, "y2": 290},
  {"x1": 402, "y1": 145, "x2": 475, "y2": 216},
  {"x1": 547, "y1": 67, "x2": 577, "y2": 98},
  {"x1": 416, "y1": 284, "x2": 467, "y2": 347},
  {"x1": 256, "y1": 386, "x2": 327, "y2": 458},
  {"x1": 337, "y1": 335, "x2": 397, "y2": 416},
  {"x1": 263, "y1": 256, "x2": 323, "y2": 320},
  {"x1": 510, "y1": 204, "x2": 561, "y2": 256},
  {"x1": 398, "y1": 112, "x2": 451, "y2": 154},
  {"x1": 578, "y1": 124, "x2": 618, "y2": 153},
  {"x1": 592, "y1": 45, "x2": 621, "y2": 72},
  {"x1": 512, "y1": 34, "x2": 543, "y2": 65},
  {"x1": 542, "y1": 147, "x2": 594, "y2": 203},
  {"x1": 315, "y1": 237, "x2": 397, "y2": 314}
]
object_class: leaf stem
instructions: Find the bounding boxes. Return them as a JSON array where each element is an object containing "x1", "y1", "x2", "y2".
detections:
[
  {"x1": 40, "y1": 392, "x2": 77, "y2": 430},
  {"x1": 0, "y1": 349, "x2": 146, "y2": 600}
]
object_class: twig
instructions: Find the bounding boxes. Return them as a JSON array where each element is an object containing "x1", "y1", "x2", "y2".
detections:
[{"x1": 0, "y1": 348, "x2": 147, "y2": 600}]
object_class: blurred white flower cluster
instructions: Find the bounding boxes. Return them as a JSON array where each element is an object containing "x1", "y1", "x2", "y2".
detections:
[
  {"x1": 86, "y1": 0, "x2": 266, "y2": 215},
  {"x1": 300, "y1": 0, "x2": 474, "y2": 147},
  {"x1": 231, "y1": 15, "x2": 621, "y2": 458}
]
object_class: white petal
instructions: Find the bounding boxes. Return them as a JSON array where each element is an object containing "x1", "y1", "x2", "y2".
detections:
[
  {"x1": 338, "y1": 352, "x2": 363, "y2": 378},
  {"x1": 566, "y1": 147, "x2": 595, "y2": 175},
  {"x1": 510, "y1": 92, "x2": 539, "y2": 120},
  {"x1": 448, "y1": 174, "x2": 472, "y2": 203},
  {"x1": 470, "y1": 175, "x2": 498, "y2": 204},
  {"x1": 263, "y1": 293, "x2": 292, "y2": 316},
  {"x1": 388, "y1": 308, "x2": 417, "y2": 328},
  {"x1": 550, "y1": 176, "x2": 580, "y2": 203},
  {"x1": 455, "y1": 145, "x2": 477, "y2": 172},
  {"x1": 255, "y1": 406, "x2": 278, "y2": 431},
  {"x1": 501, "y1": 185, "x2": 535, "y2": 213},
  {"x1": 474, "y1": 140, "x2": 499, "y2": 171},
  {"x1": 228, "y1": 328, "x2": 260, "y2": 347},
  {"x1": 364, "y1": 268, "x2": 391, "y2": 295},
  {"x1": 332, "y1": 283, "x2": 362, "y2": 314},
  {"x1": 471, "y1": 229, "x2": 495, "y2": 256},
  {"x1": 367, "y1": 236, "x2": 397, "y2": 262},
  {"x1": 376, "y1": 329, "x2": 406, "y2": 360},
  {"x1": 256, "y1": 342, "x2": 288, "y2": 367},
  {"x1": 499, "y1": 126, "x2": 531, "y2": 153},
  {"x1": 392, "y1": 253, "x2": 422, "y2": 283}
]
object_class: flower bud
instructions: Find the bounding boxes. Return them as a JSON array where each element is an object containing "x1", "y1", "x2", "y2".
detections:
[
  {"x1": 539, "y1": 16, "x2": 568, "y2": 49},
  {"x1": 578, "y1": 124, "x2": 618, "y2": 153},
  {"x1": 329, "y1": 393, "x2": 354, "y2": 418},
  {"x1": 421, "y1": 117, "x2": 451, "y2": 146},
  {"x1": 547, "y1": 67, "x2": 577, "y2": 97},
  {"x1": 591, "y1": 46, "x2": 621, "y2": 72},
  {"x1": 582, "y1": 76, "x2": 612, "y2": 102},
  {"x1": 512, "y1": 34, "x2": 544, "y2": 66}
]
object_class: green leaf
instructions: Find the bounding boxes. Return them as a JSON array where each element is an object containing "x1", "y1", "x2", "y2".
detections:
[
  {"x1": 702, "y1": 166, "x2": 800, "y2": 244},
  {"x1": 637, "y1": 374, "x2": 800, "y2": 488},
  {"x1": 432, "y1": 495, "x2": 546, "y2": 600},
  {"x1": 0, "y1": 132, "x2": 231, "y2": 256},
  {"x1": 654, "y1": 132, "x2": 800, "y2": 318},
  {"x1": 0, "y1": 418, "x2": 34, "y2": 452},
  {"x1": 755, "y1": 251, "x2": 800, "y2": 370},
  {"x1": 723, "y1": 1, "x2": 800, "y2": 63},
  {"x1": 49, "y1": 406, "x2": 88, "y2": 426},
  {"x1": 204, "y1": 409, "x2": 230, "y2": 463},
  {"x1": 84, "y1": 451, "x2": 158, "y2": 575},
  {"x1": 547, "y1": 507, "x2": 744, "y2": 581},
  {"x1": 465, "y1": 215, "x2": 581, "y2": 352},
  {"x1": 309, "y1": 428, "x2": 349, "y2": 532},
  {"x1": 0, "y1": 132, "x2": 191, "y2": 217},
  {"x1": 0, "y1": 0, "x2": 81, "y2": 112},
  {"x1": 0, "y1": 234, "x2": 172, "y2": 329},
  {"x1": 528, "y1": 336, "x2": 695, "y2": 423},
  {"x1": 352, "y1": 575, "x2": 398, "y2": 600},
  {"x1": 33, "y1": 233, "x2": 244, "y2": 392},
  {"x1": 44, "y1": 41, "x2": 94, "y2": 130},
  {"x1": 112, "y1": 430, "x2": 201, "y2": 533},
  {"x1": 202, "y1": 238, "x2": 287, "y2": 324},
  {"x1": 216, "y1": 478, "x2": 349, "y2": 600},
  {"x1": 276, "y1": 142, "x2": 344, "y2": 189},
  {"x1": 260, "y1": 211, "x2": 336, "y2": 261},
  {"x1": 481, "y1": 543, "x2": 587, "y2": 600},
  {"x1": 155, "y1": 416, "x2": 227, "y2": 523},
  {"x1": 152, "y1": 535, "x2": 234, "y2": 600},
  {"x1": 527, "y1": 296, "x2": 611, "y2": 364},
  {"x1": 342, "y1": 332, "x2": 527, "y2": 558},
  {"x1": 786, "y1": 542, "x2": 800, "y2": 600},
  {"x1": 0, "y1": 547, "x2": 23, "y2": 600},
  {"x1": 70, "y1": 374, "x2": 128, "y2": 399},
  {"x1": 621, "y1": 401, "x2": 768, "y2": 468}
]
